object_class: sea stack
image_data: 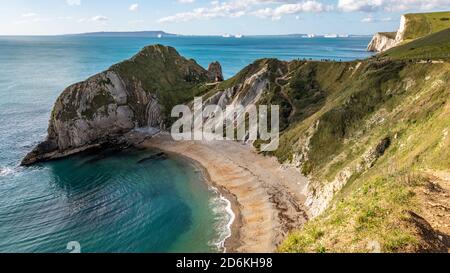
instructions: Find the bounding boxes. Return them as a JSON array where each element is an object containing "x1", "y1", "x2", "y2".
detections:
[{"x1": 207, "y1": 61, "x2": 224, "y2": 82}]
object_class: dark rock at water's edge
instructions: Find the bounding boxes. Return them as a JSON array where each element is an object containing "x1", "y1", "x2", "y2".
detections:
[
  {"x1": 21, "y1": 136, "x2": 133, "y2": 166},
  {"x1": 137, "y1": 152, "x2": 167, "y2": 164},
  {"x1": 21, "y1": 45, "x2": 220, "y2": 166}
]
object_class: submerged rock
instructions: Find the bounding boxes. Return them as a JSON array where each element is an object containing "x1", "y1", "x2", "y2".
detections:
[{"x1": 137, "y1": 152, "x2": 167, "y2": 164}]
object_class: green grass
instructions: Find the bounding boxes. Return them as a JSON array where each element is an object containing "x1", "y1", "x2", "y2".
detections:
[
  {"x1": 111, "y1": 44, "x2": 213, "y2": 125},
  {"x1": 382, "y1": 28, "x2": 450, "y2": 60},
  {"x1": 401, "y1": 11, "x2": 450, "y2": 42},
  {"x1": 275, "y1": 59, "x2": 450, "y2": 252}
]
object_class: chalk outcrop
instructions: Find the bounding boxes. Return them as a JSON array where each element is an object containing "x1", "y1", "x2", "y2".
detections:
[{"x1": 367, "y1": 32, "x2": 397, "y2": 52}]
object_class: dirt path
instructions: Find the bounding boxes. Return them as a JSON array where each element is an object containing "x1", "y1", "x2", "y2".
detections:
[
  {"x1": 415, "y1": 170, "x2": 450, "y2": 251},
  {"x1": 275, "y1": 75, "x2": 296, "y2": 121}
]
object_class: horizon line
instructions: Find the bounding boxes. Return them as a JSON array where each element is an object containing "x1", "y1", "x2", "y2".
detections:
[{"x1": 0, "y1": 30, "x2": 376, "y2": 37}]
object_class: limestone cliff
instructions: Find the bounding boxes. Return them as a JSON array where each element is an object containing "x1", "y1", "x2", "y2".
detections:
[
  {"x1": 395, "y1": 15, "x2": 407, "y2": 44},
  {"x1": 22, "y1": 45, "x2": 221, "y2": 165},
  {"x1": 368, "y1": 11, "x2": 450, "y2": 53},
  {"x1": 367, "y1": 32, "x2": 397, "y2": 52}
]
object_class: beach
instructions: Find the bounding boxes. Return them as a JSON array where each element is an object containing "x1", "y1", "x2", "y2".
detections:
[{"x1": 142, "y1": 133, "x2": 309, "y2": 253}]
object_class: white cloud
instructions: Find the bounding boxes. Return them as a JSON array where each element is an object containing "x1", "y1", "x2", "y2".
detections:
[
  {"x1": 158, "y1": 0, "x2": 332, "y2": 23},
  {"x1": 178, "y1": 0, "x2": 195, "y2": 3},
  {"x1": 66, "y1": 0, "x2": 81, "y2": 6},
  {"x1": 91, "y1": 15, "x2": 108, "y2": 21},
  {"x1": 129, "y1": 19, "x2": 145, "y2": 24},
  {"x1": 338, "y1": 0, "x2": 382, "y2": 12},
  {"x1": 253, "y1": 1, "x2": 332, "y2": 20},
  {"x1": 16, "y1": 14, "x2": 73, "y2": 25},
  {"x1": 21, "y1": 13, "x2": 38, "y2": 18},
  {"x1": 57, "y1": 16, "x2": 73, "y2": 20},
  {"x1": 158, "y1": 1, "x2": 248, "y2": 23},
  {"x1": 339, "y1": 0, "x2": 450, "y2": 12},
  {"x1": 129, "y1": 3, "x2": 139, "y2": 11},
  {"x1": 361, "y1": 15, "x2": 393, "y2": 23}
]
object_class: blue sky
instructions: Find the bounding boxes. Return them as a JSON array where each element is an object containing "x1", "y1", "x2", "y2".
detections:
[{"x1": 1, "y1": 0, "x2": 450, "y2": 35}]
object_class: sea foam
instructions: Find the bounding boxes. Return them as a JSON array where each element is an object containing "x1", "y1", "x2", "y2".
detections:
[
  {"x1": 209, "y1": 186, "x2": 236, "y2": 253},
  {"x1": 0, "y1": 167, "x2": 16, "y2": 177}
]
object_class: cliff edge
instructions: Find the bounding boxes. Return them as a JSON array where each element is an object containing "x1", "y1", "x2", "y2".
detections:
[
  {"x1": 368, "y1": 11, "x2": 450, "y2": 53},
  {"x1": 367, "y1": 32, "x2": 397, "y2": 52}
]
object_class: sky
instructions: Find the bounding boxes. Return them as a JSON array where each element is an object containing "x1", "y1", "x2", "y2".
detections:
[{"x1": 1, "y1": 0, "x2": 450, "y2": 35}]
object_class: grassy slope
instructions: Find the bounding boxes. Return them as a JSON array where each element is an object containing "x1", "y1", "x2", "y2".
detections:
[
  {"x1": 274, "y1": 59, "x2": 450, "y2": 252},
  {"x1": 200, "y1": 26, "x2": 449, "y2": 251},
  {"x1": 213, "y1": 48, "x2": 449, "y2": 252},
  {"x1": 401, "y1": 11, "x2": 450, "y2": 42},
  {"x1": 381, "y1": 28, "x2": 450, "y2": 60},
  {"x1": 111, "y1": 44, "x2": 215, "y2": 124}
]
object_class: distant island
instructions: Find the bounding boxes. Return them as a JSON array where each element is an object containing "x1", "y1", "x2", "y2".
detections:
[
  {"x1": 63, "y1": 31, "x2": 370, "y2": 38},
  {"x1": 67, "y1": 31, "x2": 178, "y2": 37}
]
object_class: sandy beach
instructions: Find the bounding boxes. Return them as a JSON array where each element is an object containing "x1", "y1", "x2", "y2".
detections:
[{"x1": 141, "y1": 133, "x2": 309, "y2": 253}]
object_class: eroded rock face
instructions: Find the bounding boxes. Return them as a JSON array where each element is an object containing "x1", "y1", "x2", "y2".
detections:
[
  {"x1": 22, "y1": 45, "x2": 212, "y2": 165},
  {"x1": 367, "y1": 32, "x2": 397, "y2": 52},
  {"x1": 395, "y1": 15, "x2": 407, "y2": 44},
  {"x1": 207, "y1": 61, "x2": 224, "y2": 82}
]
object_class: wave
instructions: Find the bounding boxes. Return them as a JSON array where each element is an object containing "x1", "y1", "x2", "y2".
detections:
[
  {"x1": 0, "y1": 167, "x2": 16, "y2": 177},
  {"x1": 208, "y1": 186, "x2": 236, "y2": 253}
]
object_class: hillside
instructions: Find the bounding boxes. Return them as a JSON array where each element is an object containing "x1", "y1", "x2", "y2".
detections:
[
  {"x1": 272, "y1": 59, "x2": 450, "y2": 252},
  {"x1": 381, "y1": 28, "x2": 450, "y2": 60},
  {"x1": 398, "y1": 11, "x2": 450, "y2": 43},
  {"x1": 201, "y1": 48, "x2": 449, "y2": 252},
  {"x1": 367, "y1": 11, "x2": 450, "y2": 52}
]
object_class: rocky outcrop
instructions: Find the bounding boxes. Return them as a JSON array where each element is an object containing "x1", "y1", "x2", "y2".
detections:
[
  {"x1": 207, "y1": 61, "x2": 224, "y2": 82},
  {"x1": 201, "y1": 59, "x2": 287, "y2": 142},
  {"x1": 367, "y1": 32, "x2": 397, "y2": 52},
  {"x1": 305, "y1": 136, "x2": 392, "y2": 217},
  {"x1": 22, "y1": 45, "x2": 218, "y2": 165},
  {"x1": 367, "y1": 15, "x2": 408, "y2": 53}
]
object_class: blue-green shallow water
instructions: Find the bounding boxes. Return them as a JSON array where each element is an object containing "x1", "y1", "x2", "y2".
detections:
[
  {"x1": 0, "y1": 148, "x2": 229, "y2": 253},
  {"x1": 0, "y1": 35, "x2": 372, "y2": 253}
]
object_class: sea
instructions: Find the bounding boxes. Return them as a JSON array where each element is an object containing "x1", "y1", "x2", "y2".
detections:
[{"x1": 0, "y1": 35, "x2": 373, "y2": 253}]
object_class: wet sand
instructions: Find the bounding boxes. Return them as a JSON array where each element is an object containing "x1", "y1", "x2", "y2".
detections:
[{"x1": 141, "y1": 133, "x2": 309, "y2": 253}]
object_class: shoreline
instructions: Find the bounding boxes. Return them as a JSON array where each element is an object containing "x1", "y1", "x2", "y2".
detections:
[
  {"x1": 164, "y1": 149, "x2": 243, "y2": 253},
  {"x1": 141, "y1": 133, "x2": 309, "y2": 253}
]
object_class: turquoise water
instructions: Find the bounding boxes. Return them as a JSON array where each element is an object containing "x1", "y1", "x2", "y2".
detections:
[{"x1": 0, "y1": 35, "x2": 372, "y2": 253}]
